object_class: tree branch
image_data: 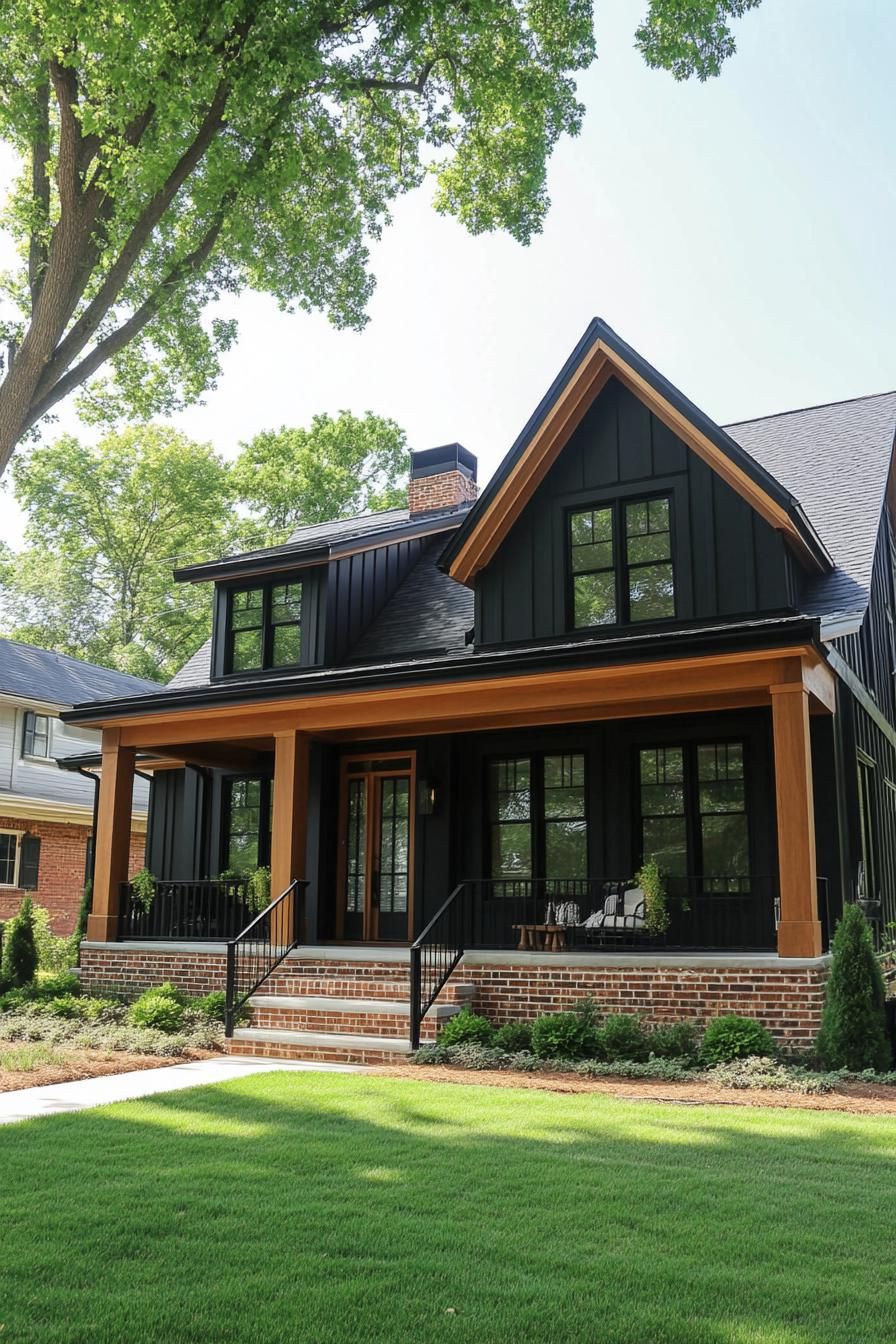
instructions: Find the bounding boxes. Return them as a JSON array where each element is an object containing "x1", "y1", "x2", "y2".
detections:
[
  {"x1": 48, "y1": 58, "x2": 83, "y2": 212},
  {"x1": 28, "y1": 81, "x2": 50, "y2": 312}
]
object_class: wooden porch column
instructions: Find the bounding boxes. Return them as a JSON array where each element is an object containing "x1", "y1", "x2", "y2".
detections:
[
  {"x1": 270, "y1": 730, "x2": 310, "y2": 945},
  {"x1": 86, "y1": 729, "x2": 136, "y2": 942},
  {"x1": 771, "y1": 683, "x2": 823, "y2": 957}
]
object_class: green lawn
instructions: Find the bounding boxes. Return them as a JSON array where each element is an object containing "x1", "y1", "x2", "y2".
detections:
[{"x1": 1, "y1": 1074, "x2": 895, "y2": 1344}]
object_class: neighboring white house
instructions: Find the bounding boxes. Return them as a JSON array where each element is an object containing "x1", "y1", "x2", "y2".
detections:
[{"x1": 0, "y1": 639, "x2": 156, "y2": 932}]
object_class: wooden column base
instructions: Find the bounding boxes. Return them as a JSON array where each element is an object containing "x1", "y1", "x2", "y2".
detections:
[
  {"x1": 86, "y1": 913, "x2": 119, "y2": 943},
  {"x1": 777, "y1": 919, "x2": 823, "y2": 958}
]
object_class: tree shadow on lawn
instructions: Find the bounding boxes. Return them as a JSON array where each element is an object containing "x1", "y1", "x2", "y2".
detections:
[{"x1": 0, "y1": 1071, "x2": 894, "y2": 1344}]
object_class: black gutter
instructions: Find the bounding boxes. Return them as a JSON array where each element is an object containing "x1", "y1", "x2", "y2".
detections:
[
  {"x1": 174, "y1": 508, "x2": 471, "y2": 585},
  {"x1": 61, "y1": 615, "x2": 823, "y2": 725},
  {"x1": 438, "y1": 317, "x2": 832, "y2": 576}
]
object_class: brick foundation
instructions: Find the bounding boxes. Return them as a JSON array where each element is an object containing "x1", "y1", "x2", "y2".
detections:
[
  {"x1": 460, "y1": 955, "x2": 830, "y2": 1048},
  {"x1": 79, "y1": 943, "x2": 830, "y2": 1048},
  {"x1": 0, "y1": 818, "x2": 145, "y2": 935}
]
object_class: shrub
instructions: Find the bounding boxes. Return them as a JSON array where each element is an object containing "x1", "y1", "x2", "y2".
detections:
[
  {"x1": 648, "y1": 1021, "x2": 700, "y2": 1061},
  {"x1": 575, "y1": 1057, "x2": 694, "y2": 1083},
  {"x1": 192, "y1": 991, "x2": 228, "y2": 1023},
  {"x1": 493, "y1": 1021, "x2": 533, "y2": 1053},
  {"x1": 701, "y1": 1014, "x2": 777, "y2": 1064},
  {"x1": 128, "y1": 985, "x2": 186, "y2": 1033},
  {"x1": 42, "y1": 994, "x2": 117, "y2": 1021},
  {"x1": 30, "y1": 905, "x2": 77, "y2": 973},
  {"x1": 1, "y1": 896, "x2": 38, "y2": 988},
  {"x1": 597, "y1": 1013, "x2": 651, "y2": 1062},
  {"x1": 531, "y1": 1011, "x2": 591, "y2": 1060},
  {"x1": 705, "y1": 1057, "x2": 838, "y2": 1095},
  {"x1": 816, "y1": 903, "x2": 891, "y2": 1072},
  {"x1": 437, "y1": 1009, "x2": 494, "y2": 1047},
  {"x1": 31, "y1": 971, "x2": 81, "y2": 999},
  {"x1": 71, "y1": 881, "x2": 92, "y2": 948}
]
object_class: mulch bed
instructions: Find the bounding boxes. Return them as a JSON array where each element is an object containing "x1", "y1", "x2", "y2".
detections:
[
  {"x1": 375, "y1": 1063, "x2": 896, "y2": 1115},
  {"x1": 0, "y1": 1046, "x2": 218, "y2": 1093}
]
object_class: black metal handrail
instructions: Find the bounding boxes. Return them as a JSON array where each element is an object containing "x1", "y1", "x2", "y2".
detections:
[
  {"x1": 119, "y1": 878, "x2": 253, "y2": 941},
  {"x1": 409, "y1": 882, "x2": 470, "y2": 1050},
  {"x1": 224, "y1": 879, "x2": 308, "y2": 1037}
]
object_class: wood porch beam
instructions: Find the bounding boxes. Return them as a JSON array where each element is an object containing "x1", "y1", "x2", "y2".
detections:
[
  {"x1": 100, "y1": 646, "x2": 828, "y2": 749},
  {"x1": 270, "y1": 730, "x2": 310, "y2": 945},
  {"x1": 771, "y1": 683, "x2": 823, "y2": 957},
  {"x1": 87, "y1": 729, "x2": 135, "y2": 942}
]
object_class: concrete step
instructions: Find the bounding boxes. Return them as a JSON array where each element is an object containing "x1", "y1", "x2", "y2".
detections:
[
  {"x1": 246, "y1": 993, "x2": 461, "y2": 1040},
  {"x1": 227, "y1": 1026, "x2": 414, "y2": 1066}
]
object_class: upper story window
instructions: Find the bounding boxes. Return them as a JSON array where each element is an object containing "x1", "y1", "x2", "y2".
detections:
[
  {"x1": 225, "y1": 580, "x2": 303, "y2": 674},
  {"x1": 22, "y1": 711, "x2": 50, "y2": 759},
  {"x1": 569, "y1": 495, "x2": 675, "y2": 629}
]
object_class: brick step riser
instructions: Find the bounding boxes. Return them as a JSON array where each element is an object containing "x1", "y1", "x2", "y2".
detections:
[
  {"x1": 225, "y1": 1037, "x2": 410, "y2": 1066},
  {"x1": 265, "y1": 972, "x2": 474, "y2": 1004},
  {"x1": 247, "y1": 1005, "x2": 439, "y2": 1039}
]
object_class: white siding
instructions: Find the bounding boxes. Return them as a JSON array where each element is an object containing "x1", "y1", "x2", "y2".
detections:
[{"x1": 1, "y1": 702, "x2": 148, "y2": 813}]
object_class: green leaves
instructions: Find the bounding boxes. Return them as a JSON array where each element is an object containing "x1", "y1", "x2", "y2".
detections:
[
  {"x1": 231, "y1": 411, "x2": 409, "y2": 540},
  {"x1": 635, "y1": 0, "x2": 763, "y2": 82}
]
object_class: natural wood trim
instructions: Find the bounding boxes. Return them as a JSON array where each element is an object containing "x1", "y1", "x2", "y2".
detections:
[
  {"x1": 771, "y1": 685, "x2": 822, "y2": 957},
  {"x1": 86, "y1": 729, "x2": 136, "y2": 942},
  {"x1": 270, "y1": 730, "x2": 309, "y2": 944},
  {"x1": 335, "y1": 751, "x2": 416, "y2": 942},
  {"x1": 94, "y1": 646, "x2": 832, "y2": 749},
  {"x1": 447, "y1": 339, "x2": 818, "y2": 585}
]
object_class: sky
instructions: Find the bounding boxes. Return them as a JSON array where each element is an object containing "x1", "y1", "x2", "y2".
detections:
[{"x1": 0, "y1": 0, "x2": 894, "y2": 550}]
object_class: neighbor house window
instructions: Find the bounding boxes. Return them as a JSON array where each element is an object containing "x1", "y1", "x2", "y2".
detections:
[
  {"x1": 569, "y1": 495, "x2": 675, "y2": 629},
  {"x1": 225, "y1": 579, "x2": 303, "y2": 674},
  {"x1": 223, "y1": 777, "x2": 271, "y2": 875},
  {"x1": 488, "y1": 753, "x2": 587, "y2": 881},
  {"x1": 0, "y1": 832, "x2": 20, "y2": 886},
  {"x1": 21, "y1": 711, "x2": 50, "y2": 759}
]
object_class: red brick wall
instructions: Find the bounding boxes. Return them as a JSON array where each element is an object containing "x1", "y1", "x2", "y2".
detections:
[
  {"x1": 462, "y1": 959, "x2": 829, "y2": 1049},
  {"x1": 0, "y1": 817, "x2": 145, "y2": 935},
  {"x1": 407, "y1": 469, "x2": 478, "y2": 514},
  {"x1": 79, "y1": 945, "x2": 830, "y2": 1047}
]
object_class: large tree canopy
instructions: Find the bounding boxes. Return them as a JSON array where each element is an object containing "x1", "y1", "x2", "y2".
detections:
[
  {"x1": 0, "y1": 426, "x2": 234, "y2": 679},
  {"x1": 232, "y1": 411, "x2": 408, "y2": 540},
  {"x1": 0, "y1": 1, "x2": 760, "y2": 474}
]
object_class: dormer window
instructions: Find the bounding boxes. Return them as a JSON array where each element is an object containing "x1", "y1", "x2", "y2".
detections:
[
  {"x1": 568, "y1": 494, "x2": 675, "y2": 629},
  {"x1": 225, "y1": 580, "x2": 303, "y2": 674}
]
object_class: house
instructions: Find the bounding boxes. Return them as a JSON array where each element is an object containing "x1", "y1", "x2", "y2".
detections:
[
  {"x1": 0, "y1": 639, "x2": 155, "y2": 933},
  {"x1": 64, "y1": 320, "x2": 896, "y2": 1061}
]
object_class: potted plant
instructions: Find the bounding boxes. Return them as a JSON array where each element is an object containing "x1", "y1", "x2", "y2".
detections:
[
  {"x1": 634, "y1": 859, "x2": 669, "y2": 937},
  {"x1": 130, "y1": 868, "x2": 157, "y2": 914}
]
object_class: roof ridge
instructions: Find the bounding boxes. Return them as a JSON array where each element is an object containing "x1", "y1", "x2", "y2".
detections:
[{"x1": 724, "y1": 388, "x2": 896, "y2": 430}]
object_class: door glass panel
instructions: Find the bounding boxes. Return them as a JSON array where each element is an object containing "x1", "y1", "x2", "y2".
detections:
[
  {"x1": 345, "y1": 778, "x2": 367, "y2": 914},
  {"x1": 378, "y1": 777, "x2": 409, "y2": 914}
]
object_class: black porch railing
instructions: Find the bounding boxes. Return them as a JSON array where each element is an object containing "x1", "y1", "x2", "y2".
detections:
[
  {"x1": 224, "y1": 879, "x2": 308, "y2": 1037},
  {"x1": 410, "y1": 883, "x2": 470, "y2": 1050},
  {"x1": 119, "y1": 878, "x2": 255, "y2": 941}
]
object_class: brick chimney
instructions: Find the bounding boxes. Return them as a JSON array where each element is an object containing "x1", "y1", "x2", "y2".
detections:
[{"x1": 408, "y1": 444, "x2": 478, "y2": 515}]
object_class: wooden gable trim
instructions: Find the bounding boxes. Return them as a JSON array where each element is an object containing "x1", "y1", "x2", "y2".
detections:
[{"x1": 447, "y1": 340, "x2": 818, "y2": 585}]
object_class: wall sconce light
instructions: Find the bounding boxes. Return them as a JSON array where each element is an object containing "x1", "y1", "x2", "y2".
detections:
[{"x1": 417, "y1": 779, "x2": 437, "y2": 815}]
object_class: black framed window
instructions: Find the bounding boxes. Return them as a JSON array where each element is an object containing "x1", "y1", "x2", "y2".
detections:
[
  {"x1": 223, "y1": 777, "x2": 271, "y2": 875},
  {"x1": 639, "y1": 740, "x2": 750, "y2": 883},
  {"x1": 569, "y1": 494, "x2": 675, "y2": 629},
  {"x1": 22, "y1": 711, "x2": 50, "y2": 759},
  {"x1": 857, "y1": 756, "x2": 877, "y2": 898},
  {"x1": 0, "y1": 832, "x2": 19, "y2": 886},
  {"x1": 225, "y1": 579, "x2": 302, "y2": 674},
  {"x1": 488, "y1": 753, "x2": 587, "y2": 880}
]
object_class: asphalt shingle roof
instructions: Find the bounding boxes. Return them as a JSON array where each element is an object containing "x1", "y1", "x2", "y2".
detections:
[
  {"x1": 167, "y1": 637, "x2": 213, "y2": 689},
  {"x1": 0, "y1": 639, "x2": 160, "y2": 706},
  {"x1": 724, "y1": 391, "x2": 896, "y2": 621},
  {"x1": 349, "y1": 541, "x2": 475, "y2": 662}
]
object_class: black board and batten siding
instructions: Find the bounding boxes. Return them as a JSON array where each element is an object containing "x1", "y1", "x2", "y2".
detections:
[
  {"x1": 326, "y1": 537, "x2": 427, "y2": 663},
  {"x1": 475, "y1": 378, "x2": 801, "y2": 646}
]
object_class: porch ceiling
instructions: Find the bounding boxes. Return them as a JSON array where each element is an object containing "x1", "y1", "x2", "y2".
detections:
[{"x1": 87, "y1": 645, "x2": 835, "y2": 751}]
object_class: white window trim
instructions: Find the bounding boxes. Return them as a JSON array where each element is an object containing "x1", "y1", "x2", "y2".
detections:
[{"x1": 0, "y1": 829, "x2": 24, "y2": 888}]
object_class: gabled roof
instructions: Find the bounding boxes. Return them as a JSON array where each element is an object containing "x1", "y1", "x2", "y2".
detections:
[
  {"x1": 725, "y1": 392, "x2": 896, "y2": 623},
  {"x1": 440, "y1": 318, "x2": 833, "y2": 584},
  {"x1": 0, "y1": 638, "x2": 160, "y2": 707}
]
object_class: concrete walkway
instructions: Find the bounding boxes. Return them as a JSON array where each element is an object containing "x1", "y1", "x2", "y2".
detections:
[{"x1": 0, "y1": 1055, "x2": 363, "y2": 1126}]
